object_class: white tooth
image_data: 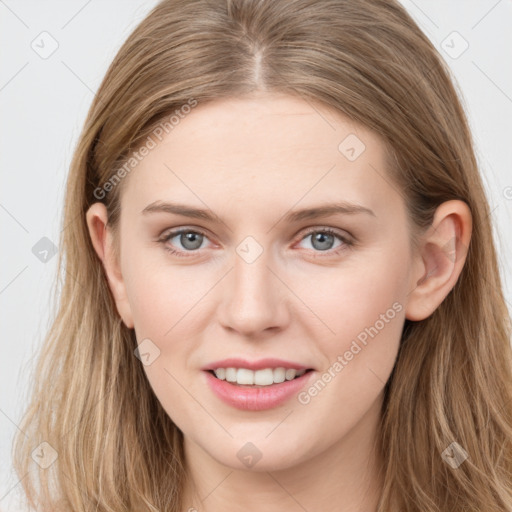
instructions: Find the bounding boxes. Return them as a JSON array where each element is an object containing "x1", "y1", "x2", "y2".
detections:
[
  {"x1": 254, "y1": 368, "x2": 274, "y2": 386},
  {"x1": 285, "y1": 369, "x2": 297, "y2": 381},
  {"x1": 217, "y1": 367, "x2": 306, "y2": 385},
  {"x1": 273, "y1": 367, "x2": 286, "y2": 383},
  {"x1": 225, "y1": 367, "x2": 237, "y2": 382},
  {"x1": 214, "y1": 368, "x2": 226, "y2": 380},
  {"x1": 237, "y1": 368, "x2": 254, "y2": 385}
]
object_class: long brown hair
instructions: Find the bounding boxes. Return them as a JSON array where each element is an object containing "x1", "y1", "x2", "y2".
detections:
[{"x1": 12, "y1": 0, "x2": 512, "y2": 510}]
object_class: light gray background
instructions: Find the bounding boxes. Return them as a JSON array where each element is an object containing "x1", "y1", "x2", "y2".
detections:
[{"x1": 1, "y1": 1, "x2": 511, "y2": 510}]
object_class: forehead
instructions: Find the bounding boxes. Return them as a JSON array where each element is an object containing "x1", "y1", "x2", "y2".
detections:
[
  {"x1": 155, "y1": 93, "x2": 375, "y2": 159},
  {"x1": 120, "y1": 93, "x2": 399, "y2": 220}
]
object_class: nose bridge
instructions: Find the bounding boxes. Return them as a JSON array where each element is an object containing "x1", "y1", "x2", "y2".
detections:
[
  {"x1": 219, "y1": 235, "x2": 287, "y2": 335},
  {"x1": 234, "y1": 243, "x2": 272, "y2": 297}
]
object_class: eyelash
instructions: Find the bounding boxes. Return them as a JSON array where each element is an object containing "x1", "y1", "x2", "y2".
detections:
[{"x1": 157, "y1": 227, "x2": 354, "y2": 259}]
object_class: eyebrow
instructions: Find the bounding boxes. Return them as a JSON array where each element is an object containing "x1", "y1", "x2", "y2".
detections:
[{"x1": 141, "y1": 200, "x2": 376, "y2": 223}]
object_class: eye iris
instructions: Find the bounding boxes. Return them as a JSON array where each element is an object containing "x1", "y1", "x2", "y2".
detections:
[
  {"x1": 181, "y1": 232, "x2": 203, "y2": 250},
  {"x1": 312, "y1": 232, "x2": 334, "y2": 251}
]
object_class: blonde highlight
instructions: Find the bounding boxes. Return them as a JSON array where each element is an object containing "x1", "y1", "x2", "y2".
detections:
[{"x1": 12, "y1": 0, "x2": 512, "y2": 510}]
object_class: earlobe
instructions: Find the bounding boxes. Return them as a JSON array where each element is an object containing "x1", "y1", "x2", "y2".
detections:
[
  {"x1": 405, "y1": 200, "x2": 472, "y2": 322},
  {"x1": 85, "y1": 203, "x2": 134, "y2": 329}
]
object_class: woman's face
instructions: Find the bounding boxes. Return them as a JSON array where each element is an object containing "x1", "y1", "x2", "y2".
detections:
[{"x1": 99, "y1": 93, "x2": 419, "y2": 471}]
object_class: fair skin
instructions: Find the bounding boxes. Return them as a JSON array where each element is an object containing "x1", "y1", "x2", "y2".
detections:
[{"x1": 86, "y1": 93, "x2": 471, "y2": 512}]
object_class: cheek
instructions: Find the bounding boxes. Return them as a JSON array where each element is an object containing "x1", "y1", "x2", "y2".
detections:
[
  {"x1": 295, "y1": 249, "x2": 407, "y2": 339},
  {"x1": 291, "y1": 246, "x2": 407, "y2": 400},
  {"x1": 122, "y1": 247, "x2": 200, "y2": 338},
  {"x1": 293, "y1": 261, "x2": 405, "y2": 431},
  {"x1": 123, "y1": 258, "x2": 202, "y2": 419}
]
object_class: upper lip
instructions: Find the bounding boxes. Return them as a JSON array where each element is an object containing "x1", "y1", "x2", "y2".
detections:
[{"x1": 201, "y1": 358, "x2": 313, "y2": 371}]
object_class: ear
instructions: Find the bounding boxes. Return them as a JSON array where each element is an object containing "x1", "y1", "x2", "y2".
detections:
[
  {"x1": 85, "y1": 203, "x2": 134, "y2": 329},
  {"x1": 405, "y1": 199, "x2": 472, "y2": 321}
]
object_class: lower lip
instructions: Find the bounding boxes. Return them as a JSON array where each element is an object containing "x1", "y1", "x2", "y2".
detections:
[{"x1": 204, "y1": 370, "x2": 314, "y2": 411}]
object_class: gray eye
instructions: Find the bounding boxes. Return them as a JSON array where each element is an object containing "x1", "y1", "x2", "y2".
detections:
[
  {"x1": 309, "y1": 232, "x2": 337, "y2": 251},
  {"x1": 176, "y1": 231, "x2": 204, "y2": 250}
]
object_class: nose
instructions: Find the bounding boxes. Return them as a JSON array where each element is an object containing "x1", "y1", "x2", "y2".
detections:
[{"x1": 217, "y1": 247, "x2": 290, "y2": 337}]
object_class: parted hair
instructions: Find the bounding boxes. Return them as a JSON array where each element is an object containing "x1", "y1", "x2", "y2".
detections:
[{"x1": 12, "y1": 0, "x2": 512, "y2": 510}]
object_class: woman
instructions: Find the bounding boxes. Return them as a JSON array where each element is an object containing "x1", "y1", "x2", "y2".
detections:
[{"x1": 12, "y1": 0, "x2": 512, "y2": 510}]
